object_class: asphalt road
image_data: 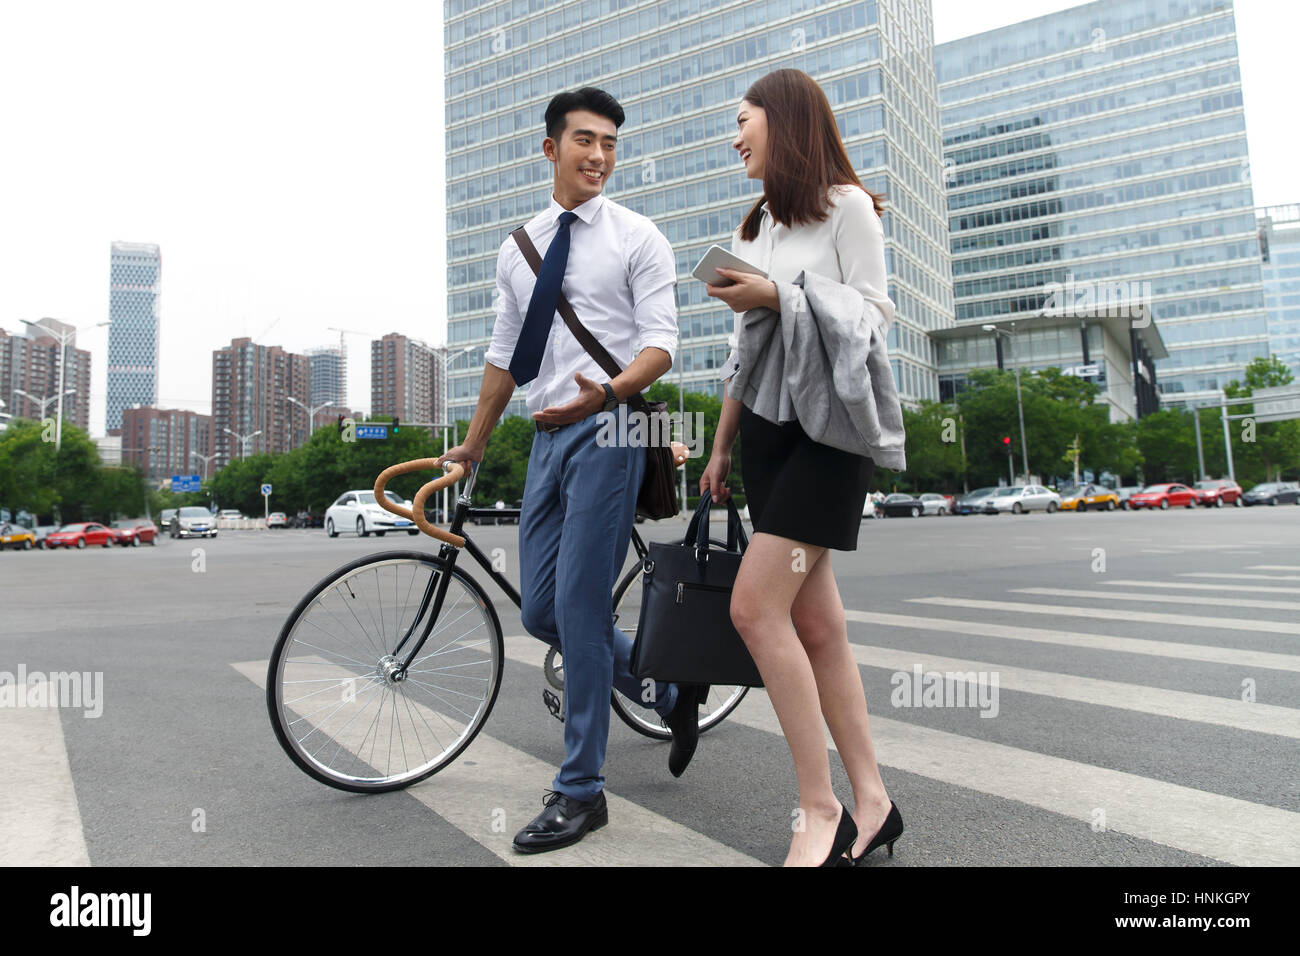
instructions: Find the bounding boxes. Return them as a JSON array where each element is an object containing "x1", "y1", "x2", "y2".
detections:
[{"x1": 3, "y1": 503, "x2": 1298, "y2": 866}]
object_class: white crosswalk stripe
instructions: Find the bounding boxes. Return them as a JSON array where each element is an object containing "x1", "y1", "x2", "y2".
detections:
[
  {"x1": 726, "y1": 690, "x2": 1300, "y2": 867},
  {"x1": 234, "y1": 659, "x2": 762, "y2": 867},
  {"x1": 0, "y1": 705, "x2": 90, "y2": 866},
  {"x1": 1098, "y1": 579, "x2": 1300, "y2": 595},
  {"x1": 1011, "y1": 586, "x2": 1300, "y2": 612},
  {"x1": 908, "y1": 596, "x2": 1300, "y2": 635},
  {"x1": 843, "y1": 609, "x2": 1300, "y2": 672},
  {"x1": 17, "y1": 561, "x2": 1296, "y2": 867}
]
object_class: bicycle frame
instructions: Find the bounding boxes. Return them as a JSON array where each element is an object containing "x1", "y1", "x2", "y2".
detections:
[{"x1": 383, "y1": 464, "x2": 651, "y2": 681}]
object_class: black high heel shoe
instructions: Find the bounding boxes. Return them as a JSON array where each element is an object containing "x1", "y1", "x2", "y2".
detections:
[
  {"x1": 848, "y1": 801, "x2": 903, "y2": 866},
  {"x1": 818, "y1": 802, "x2": 859, "y2": 867}
]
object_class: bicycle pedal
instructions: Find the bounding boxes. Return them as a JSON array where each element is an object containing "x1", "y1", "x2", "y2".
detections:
[{"x1": 542, "y1": 688, "x2": 564, "y2": 723}]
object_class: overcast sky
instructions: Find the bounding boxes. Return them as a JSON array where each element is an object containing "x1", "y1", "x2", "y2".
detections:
[{"x1": 1, "y1": 0, "x2": 1291, "y2": 436}]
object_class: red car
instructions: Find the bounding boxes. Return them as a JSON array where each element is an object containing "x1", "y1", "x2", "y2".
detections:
[
  {"x1": 44, "y1": 522, "x2": 114, "y2": 548},
  {"x1": 1127, "y1": 483, "x2": 1197, "y2": 510},
  {"x1": 1193, "y1": 479, "x2": 1242, "y2": 507},
  {"x1": 110, "y1": 518, "x2": 158, "y2": 546}
]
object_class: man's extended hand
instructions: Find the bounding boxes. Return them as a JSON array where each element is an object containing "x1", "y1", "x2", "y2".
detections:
[{"x1": 533, "y1": 372, "x2": 606, "y2": 426}]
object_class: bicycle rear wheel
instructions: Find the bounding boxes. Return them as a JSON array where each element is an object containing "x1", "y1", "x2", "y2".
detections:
[
  {"x1": 267, "y1": 550, "x2": 503, "y2": 793},
  {"x1": 608, "y1": 547, "x2": 749, "y2": 739}
]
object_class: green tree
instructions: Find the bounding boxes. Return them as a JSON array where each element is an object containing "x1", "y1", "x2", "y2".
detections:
[{"x1": 1225, "y1": 357, "x2": 1300, "y2": 483}]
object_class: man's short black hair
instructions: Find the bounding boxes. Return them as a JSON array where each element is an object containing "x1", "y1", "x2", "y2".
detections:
[{"x1": 544, "y1": 87, "x2": 625, "y2": 140}]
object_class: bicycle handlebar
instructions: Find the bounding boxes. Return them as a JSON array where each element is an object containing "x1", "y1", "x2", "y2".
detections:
[
  {"x1": 376, "y1": 441, "x2": 689, "y2": 548},
  {"x1": 374, "y1": 459, "x2": 467, "y2": 547}
]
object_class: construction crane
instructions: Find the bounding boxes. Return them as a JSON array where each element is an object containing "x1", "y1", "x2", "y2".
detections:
[{"x1": 327, "y1": 327, "x2": 370, "y2": 410}]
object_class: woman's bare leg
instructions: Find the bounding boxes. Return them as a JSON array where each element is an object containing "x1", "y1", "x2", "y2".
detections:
[
  {"x1": 789, "y1": 549, "x2": 891, "y2": 858},
  {"x1": 731, "y1": 531, "x2": 846, "y2": 866}
]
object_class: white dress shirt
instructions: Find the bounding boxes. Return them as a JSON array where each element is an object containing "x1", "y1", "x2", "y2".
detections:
[
  {"x1": 484, "y1": 192, "x2": 679, "y2": 414},
  {"x1": 720, "y1": 184, "x2": 896, "y2": 379}
]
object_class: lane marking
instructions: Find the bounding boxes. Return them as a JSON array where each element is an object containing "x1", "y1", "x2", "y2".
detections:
[
  {"x1": 0, "y1": 706, "x2": 90, "y2": 865},
  {"x1": 1012, "y1": 587, "x2": 1300, "y2": 613},
  {"x1": 726, "y1": 691, "x2": 1300, "y2": 866},
  {"x1": 238, "y1": 659, "x2": 762, "y2": 867},
  {"x1": 1098, "y1": 579, "x2": 1300, "y2": 596},
  {"x1": 909, "y1": 597, "x2": 1300, "y2": 635},
  {"x1": 842, "y1": 610, "x2": 1300, "y2": 673}
]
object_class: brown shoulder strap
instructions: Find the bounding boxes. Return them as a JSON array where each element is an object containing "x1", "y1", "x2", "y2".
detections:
[{"x1": 511, "y1": 225, "x2": 652, "y2": 413}]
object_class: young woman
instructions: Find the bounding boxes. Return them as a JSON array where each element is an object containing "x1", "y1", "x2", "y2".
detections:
[{"x1": 700, "y1": 68, "x2": 904, "y2": 867}]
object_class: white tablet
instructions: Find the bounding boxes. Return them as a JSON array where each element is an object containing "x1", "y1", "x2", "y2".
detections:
[{"x1": 691, "y1": 244, "x2": 767, "y2": 286}]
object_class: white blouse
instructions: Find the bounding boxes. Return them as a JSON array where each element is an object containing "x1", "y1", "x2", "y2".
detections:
[{"x1": 720, "y1": 184, "x2": 896, "y2": 379}]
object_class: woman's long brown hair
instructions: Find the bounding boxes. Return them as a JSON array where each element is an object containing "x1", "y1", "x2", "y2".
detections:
[{"x1": 738, "y1": 68, "x2": 885, "y2": 242}]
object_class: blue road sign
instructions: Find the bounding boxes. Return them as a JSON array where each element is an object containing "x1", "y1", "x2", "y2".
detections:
[
  {"x1": 355, "y1": 424, "x2": 389, "y2": 440},
  {"x1": 171, "y1": 474, "x2": 201, "y2": 493},
  {"x1": 261, "y1": 484, "x2": 272, "y2": 496}
]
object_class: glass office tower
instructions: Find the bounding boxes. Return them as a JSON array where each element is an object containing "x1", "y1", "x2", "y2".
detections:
[
  {"x1": 935, "y1": 0, "x2": 1268, "y2": 408},
  {"x1": 1257, "y1": 204, "x2": 1300, "y2": 382},
  {"x1": 106, "y1": 241, "x2": 162, "y2": 431},
  {"x1": 444, "y1": 0, "x2": 953, "y2": 424}
]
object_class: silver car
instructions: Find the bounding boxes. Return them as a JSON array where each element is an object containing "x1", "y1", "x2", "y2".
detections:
[
  {"x1": 982, "y1": 485, "x2": 1061, "y2": 514},
  {"x1": 170, "y1": 506, "x2": 218, "y2": 538}
]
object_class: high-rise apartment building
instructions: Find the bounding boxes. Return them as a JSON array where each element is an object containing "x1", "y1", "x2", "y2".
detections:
[
  {"x1": 210, "y1": 337, "x2": 310, "y2": 467},
  {"x1": 0, "y1": 320, "x2": 92, "y2": 432},
  {"x1": 1257, "y1": 204, "x2": 1300, "y2": 382},
  {"x1": 935, "y1": 0, "x2": 1267, "y2": 408},
  {"x1": 444, "y1": 0, "x2": 951, "y2": 422},
  {"x1": 120, "y1": 406, "x2": 213, "y2": 483},
  {"x1": 106, "y1": 241, "x2": 161, "y2": 430},
  {"x1": 307, "y1": 345, "x2": 347, "y2": 409},
  {"x1": 371, "y1": 333, "x2": 443, "y2": 424}
]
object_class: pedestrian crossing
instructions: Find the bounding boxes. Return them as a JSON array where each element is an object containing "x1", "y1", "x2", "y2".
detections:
[{"x1": 5, "y1": 562, "x2": 1298, "y2": 866}]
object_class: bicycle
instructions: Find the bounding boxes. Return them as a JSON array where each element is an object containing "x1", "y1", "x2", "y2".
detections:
[{"x1": 266, "y1": 455, "x2": 749, "y2": 793}]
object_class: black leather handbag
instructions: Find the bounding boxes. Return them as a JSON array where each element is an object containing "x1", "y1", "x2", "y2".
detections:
[
  {"x1": 629, "y1": 491, "x2": 764, "y2": 687},
  {"x1": 511, "y1": 227, "x2": 678, "y2": 520}
]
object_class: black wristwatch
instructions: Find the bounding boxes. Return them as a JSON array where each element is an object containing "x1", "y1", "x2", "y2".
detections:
[{"x1": 601, "y1": 382, "x2": 619, "y2": 411}]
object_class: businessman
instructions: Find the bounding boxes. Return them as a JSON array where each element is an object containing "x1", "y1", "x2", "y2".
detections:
[{"x1": 435, "y1": 87, "x2": 706, "y2": 854}]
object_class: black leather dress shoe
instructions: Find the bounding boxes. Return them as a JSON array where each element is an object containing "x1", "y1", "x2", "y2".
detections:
[
  {"x1": 511, "y1": 789, "x2": 608, "y2": 853},
  {"x1": 664, "y1": 683, "x2": 707, "y2": 778}
]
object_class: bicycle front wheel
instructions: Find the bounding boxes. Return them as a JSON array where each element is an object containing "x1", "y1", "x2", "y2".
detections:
[
  {"x1": 267, "y1": 550, "x2": 504, "y2": 792},
  {"x1": 609, "y1": 548, "x2": 749, "y2": 740}
]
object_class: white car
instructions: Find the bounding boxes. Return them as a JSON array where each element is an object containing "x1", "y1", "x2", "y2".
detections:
[
  {"x1": 982, "y1": 485, "x2": 1061, "y2": 514},
  {"x1": 267, "y1": 512, "x2": 288, "y2": 528},
  {"x1": 325, "y1": 489, "x2": 419, "y2": 538},
  {"x1": 218, "y1": 509, "x2": 243, "y2": 521},
  {"x1": 918, "y1": 493, "x2": 952, "y2": 516}
]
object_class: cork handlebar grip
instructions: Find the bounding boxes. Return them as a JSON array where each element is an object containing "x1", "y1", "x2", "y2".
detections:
[{"x1": 374, "y1": 459, "x2": 467, "y2": 548}]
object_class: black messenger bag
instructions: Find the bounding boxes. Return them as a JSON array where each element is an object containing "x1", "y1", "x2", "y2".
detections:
[{"x1": 630, "y1": 491, "x2": 763, "y2": 687}]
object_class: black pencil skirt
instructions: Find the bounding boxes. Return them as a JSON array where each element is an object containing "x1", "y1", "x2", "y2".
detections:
[{"x1": 738, "y1": 402, "x2": 875, "y2": 551}]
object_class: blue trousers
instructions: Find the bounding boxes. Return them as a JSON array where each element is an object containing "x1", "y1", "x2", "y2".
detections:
[{"x1": 518, "y1": 411, "x2": 679, "y2": 801}]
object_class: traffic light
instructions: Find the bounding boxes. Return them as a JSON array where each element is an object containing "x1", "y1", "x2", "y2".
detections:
[
  {"x1": 392, "y1": 417, "x2": 400, "y2": 434},
  {"x1": 337, "y1": 414, "x2": 344, "y2": 433}
]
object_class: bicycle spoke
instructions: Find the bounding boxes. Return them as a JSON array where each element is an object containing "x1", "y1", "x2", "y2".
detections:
[{"x1": 271, "y1": 554, "x2": 501, "y2": 790}]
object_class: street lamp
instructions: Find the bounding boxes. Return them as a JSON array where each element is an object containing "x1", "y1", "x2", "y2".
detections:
[
  {"x1": 14, "y1": 387, "x2": 76, "y2": 420},
  {"x1": 223, "y1": 427, "x2": 262, "y2": 459},
  {"x1": 286, "y1": 395, "x2": 332, "y2": 440},
  {"x1": 442, "y1": 344, "x2": 476, "y2": 522},
  {"x1": 982, "y1": 322, "x2": 1030, "y2": 483},
  {"x1": 20, "y1": 318, "x2": 111, "y2": 451},
  {"x1": 191, "y1": 450, "x2": 218, "y2": 481}
]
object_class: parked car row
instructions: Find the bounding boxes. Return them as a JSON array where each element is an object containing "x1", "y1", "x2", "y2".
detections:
[
  {"x1": 6, "y1": 519, "x2": 158, "y2": 550},
  {"x1": 869, "y1": 479, "x2": 1299, "y2": 518}
]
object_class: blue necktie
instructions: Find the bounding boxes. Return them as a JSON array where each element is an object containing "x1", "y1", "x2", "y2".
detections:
[{"x1": 509, "y1": 210, "x2": 579, "y2": 387}]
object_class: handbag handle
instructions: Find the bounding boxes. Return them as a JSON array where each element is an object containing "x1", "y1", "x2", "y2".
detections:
[{"x1": 685, "y1": 488, "x2": 749, "y2": 560}]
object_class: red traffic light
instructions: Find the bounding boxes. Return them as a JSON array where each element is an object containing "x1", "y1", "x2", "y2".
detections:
[{"x1": 1002, "y1": 436, "x2": 1011, "y2": 445}]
